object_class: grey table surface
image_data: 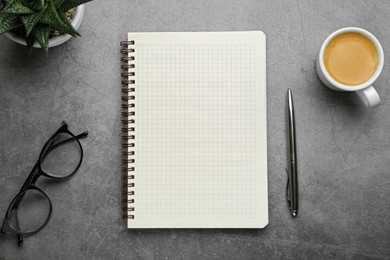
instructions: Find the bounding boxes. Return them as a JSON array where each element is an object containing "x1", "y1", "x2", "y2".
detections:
[{"x1": 1, "y1": 0, "x2": 390, "y2": 259}]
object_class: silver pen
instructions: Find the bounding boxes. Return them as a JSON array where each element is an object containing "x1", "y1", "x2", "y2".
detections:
[{"x1": 287, "y1": 88, "x2": 298, "y2": 217}]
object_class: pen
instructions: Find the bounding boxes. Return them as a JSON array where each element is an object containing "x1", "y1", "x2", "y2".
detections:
[{"x1": 287, "y1": 88, "x2": 298, "y2": 217}]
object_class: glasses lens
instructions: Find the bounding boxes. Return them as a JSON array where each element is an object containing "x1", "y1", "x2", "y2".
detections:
[
  {"x1": 40, "y1": 132, "x2": 82, "y2": 178},
  {"x1": 7, "y1": 189, "x2": 51, "y2": 233}
]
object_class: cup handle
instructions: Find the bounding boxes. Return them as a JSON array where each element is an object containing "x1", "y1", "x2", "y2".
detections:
[{"x1": 356, "y1": 86, "x2": 381, "y2": 108}]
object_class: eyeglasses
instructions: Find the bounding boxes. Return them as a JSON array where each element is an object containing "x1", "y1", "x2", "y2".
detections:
[{"x1": 1, "y1": 121, "x2": 88, "y2": 246}]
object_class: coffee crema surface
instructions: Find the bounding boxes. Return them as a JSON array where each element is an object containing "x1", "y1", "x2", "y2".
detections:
[{"x1": 324, "y1": 32, "x2": 379, "y2": 86}]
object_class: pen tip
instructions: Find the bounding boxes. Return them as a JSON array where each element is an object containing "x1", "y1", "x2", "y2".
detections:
[{"x1": 292, "y1": 211, "x2": 297, "y2": 217}]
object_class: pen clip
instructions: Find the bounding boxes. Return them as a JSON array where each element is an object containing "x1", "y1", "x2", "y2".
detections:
[{"x1": 286, "y1": 168, "x2": 292, "y2": 210}]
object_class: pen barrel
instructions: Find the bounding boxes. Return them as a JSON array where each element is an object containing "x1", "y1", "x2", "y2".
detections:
[
  {"x1": 287, "y1": 90, "x2": 298, "y2": 216},
  {"x1": 287, "y1": 97, "x2": 297, "y2": 168},
  {"x1": 289, "y1": 155, "x2": 298, "y2": 212}
]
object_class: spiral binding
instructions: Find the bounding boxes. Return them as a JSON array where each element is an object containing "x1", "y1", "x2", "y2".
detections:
[{"x1": 120, "y1": 40, "x2": 135, "y2": 220}]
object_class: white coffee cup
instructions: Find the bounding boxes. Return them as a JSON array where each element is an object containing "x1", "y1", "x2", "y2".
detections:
[{"x1": 316, "y1": 27, "x2": 384, "y2": 108}]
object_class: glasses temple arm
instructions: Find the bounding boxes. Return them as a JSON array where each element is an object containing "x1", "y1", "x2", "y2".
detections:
[
  {"x1": 37, "y1": 131, "x2": 89, "y2": 164},
  {"x1": 76, "y1": 131, "x2": 89, "y2": 139},
  {"x1": 47, "y1": 131, "x2": 88, "y2": 152}
]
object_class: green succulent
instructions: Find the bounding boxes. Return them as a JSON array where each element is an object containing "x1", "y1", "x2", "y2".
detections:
[{"x1": 0, "y1": 0, "x2": 92, "y2": 55}]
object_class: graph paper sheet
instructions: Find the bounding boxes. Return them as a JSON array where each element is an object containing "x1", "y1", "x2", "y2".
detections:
[{"x1": 128, "y1": 32, "x2": 267, "y2": 228}]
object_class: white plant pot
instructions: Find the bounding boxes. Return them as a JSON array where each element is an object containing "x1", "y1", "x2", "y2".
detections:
[{"x1": 4, "y1": 4, "x2": 85, "y2": 48}]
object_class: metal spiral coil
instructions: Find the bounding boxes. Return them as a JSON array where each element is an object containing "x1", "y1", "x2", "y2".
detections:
[{"x1": 120, "y1": 40, "x2": 135, "y2": 220}]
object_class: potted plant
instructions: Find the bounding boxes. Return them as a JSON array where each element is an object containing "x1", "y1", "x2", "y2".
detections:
[{"x1": 0, "y1": 0, "x2": 92, "y2": 55}]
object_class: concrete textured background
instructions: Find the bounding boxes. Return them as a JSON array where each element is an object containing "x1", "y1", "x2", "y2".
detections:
[{"x1": 1, "y1": 0, "x2": 390, "y2": 259}]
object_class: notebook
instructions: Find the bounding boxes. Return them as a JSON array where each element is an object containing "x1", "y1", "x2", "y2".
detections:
[{"x1": 120, "y1": 31, "x2": 268, "y2": 228}]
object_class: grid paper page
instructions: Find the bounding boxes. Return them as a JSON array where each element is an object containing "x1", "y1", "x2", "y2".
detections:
[{"x1": 128, "y1": 32, "x2": 267, "y2": 228}]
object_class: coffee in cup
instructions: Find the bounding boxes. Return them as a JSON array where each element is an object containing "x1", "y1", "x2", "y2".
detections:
[{"x1": 316, "y1": 27, "x2": 384, "y2": 108}]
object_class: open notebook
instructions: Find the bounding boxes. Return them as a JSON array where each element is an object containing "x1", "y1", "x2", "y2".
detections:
[{"x1": 120, "y1": 31, "x2": 268, "y2": 228}]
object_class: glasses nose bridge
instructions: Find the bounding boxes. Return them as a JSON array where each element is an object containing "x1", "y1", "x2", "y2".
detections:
[{"x1": 30, "y1": 172, "x2": 42, "y2": 185}]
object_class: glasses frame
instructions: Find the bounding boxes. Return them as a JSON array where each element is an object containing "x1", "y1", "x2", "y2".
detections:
[{"x1": 1, "y1": 121, "x2": 88, "y2": 246}]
